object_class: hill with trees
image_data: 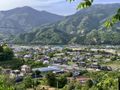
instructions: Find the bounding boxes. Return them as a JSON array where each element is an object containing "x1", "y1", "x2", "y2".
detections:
[
  {"x1": 0, "y1": 6, "x2": 63, "y2": 39},
  {"x1": 12, "y1": 4, "x2": 120, "y2": 45}
]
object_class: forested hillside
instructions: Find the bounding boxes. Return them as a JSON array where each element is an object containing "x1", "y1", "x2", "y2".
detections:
[
  {"x1": 0, "y1": 6, "x2": 63, "y2": 39},
  {"x1": 12, "y1": 4, "x2": 120, "y2": 45}
]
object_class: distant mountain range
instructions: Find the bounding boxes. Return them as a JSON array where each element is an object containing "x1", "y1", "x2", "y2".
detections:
[
  {"x1": 0, "y1": 6, "x2": 63, "y2": 40},
  {"x1": 1, "y1": 4, "x2": 120, "y2": 45}
]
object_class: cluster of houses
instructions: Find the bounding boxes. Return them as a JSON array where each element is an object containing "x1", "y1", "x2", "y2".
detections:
[
  {"x1": 12, "y1": 45, "x2": 115, "y2": 71},
  {"x1": 1, "y1": 45, "x2": 118, "y2": 84},
  {"x1": 2, "y1": 65, "x2": 31, "y2": 82}
]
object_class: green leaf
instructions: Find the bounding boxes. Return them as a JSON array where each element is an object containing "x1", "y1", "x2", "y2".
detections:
[
  {"x1": 67, "y1": 0, "x2": 75, "y2": 3},
  {"x1": 77, "y1": 0, "x2": 92, "y2": 9},
  {"x1": 104, "y1": 20, "x2": 113, "y2": 28}
]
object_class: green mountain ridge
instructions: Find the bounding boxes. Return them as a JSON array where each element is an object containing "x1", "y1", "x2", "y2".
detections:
[
  {"x1": 0, "y1": 6, "x2": 63, "y2": 38},
  {"x1": 13, "y1": 4, "x2": 120, "y2": 45}
]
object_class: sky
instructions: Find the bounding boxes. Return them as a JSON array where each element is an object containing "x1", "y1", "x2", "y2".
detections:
[{"x1": 0, "y1": 0, "x2": 120, "y2": 16}]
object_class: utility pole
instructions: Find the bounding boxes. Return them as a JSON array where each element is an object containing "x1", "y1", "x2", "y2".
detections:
[
  {"x1": 33, "y1": 71, "x2": 37, "y2": 90},
  {"x1": 118, "y1": 77, "x2": 120, "y2": 90},
  {"x1": 57, "y1": 81, "x2": 59, "y2": 90}
]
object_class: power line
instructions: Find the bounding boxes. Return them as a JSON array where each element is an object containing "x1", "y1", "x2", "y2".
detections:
[{"x1": 0, "y1": 27, "x2": 19, "y2": 29}]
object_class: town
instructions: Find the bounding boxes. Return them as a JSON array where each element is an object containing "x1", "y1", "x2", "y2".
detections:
[
  {"x1": 0, "y1": 0, "x2": 120, "y2": 90},
  {"x1": 0, "y1": 44, "x2": 120, "y2": 90}
]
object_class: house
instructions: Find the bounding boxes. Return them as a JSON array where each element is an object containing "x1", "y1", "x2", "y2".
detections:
[
  {"x1": 100, "y1": 66, "x2": 112, "y2": 71},
  {"x1": 21, "y1": 65, "x2": 31, "y2": 74},
  {"x1": 77, "y1": 62, "x2": 86, "y2": 67},
  {"x1": 32, "y1": 66, "x2": 61, "y2": 73},
  {"x1": 73, "y1": 71, "x2": 80, "y2": 77},
  {"x1": 53, "y1": 70, "x2": 64, "y2": 74},
  {"x1": 103, "y1": 59, "x2": 111, "y2": 63},
  {"x1": 15, "y1": 76, "x2": 23, "y2": 83},
  {"x1": 87, "y1": 63, "x2": 101, "y2": 70},
  {"x1": 67, "y1": 76, "x2": 90, "y2": 84},
  {"x1": 79, "y1": 57, "x2": 86, "y2": 61},
  {"x1": 14, "y1": 54, "x2": 23, "y2": 58},
  {"x1": 10, "y1": 70, "x2": 23, "y2": 79},
  {"x1": 24, "y1": 54, "x2": 32, "y2": 59},
  {"x1": 76, "y1": 77, "x2": 91, "y2": 84},
  {"x1": 54, "y1": 53, "x2": 64, "y2": 56},
  {"x1": 53, "y1": 58, "x2": 67, "y2": 64},
  {"x1": 3, "y1": 69, "x2": 24, "y2": 82},
  {"x1": 43, "y1": 60, "x2": 49, "y2": 64},
  {"x1": 2, "y1": 69, "x2": 12, "y2": 74},
  {"x1": 94, "y1": 55, "x2": 103, "y2": 58},
  {"x1": 92, "y1": 59, "x2": 98, "y2": 62}
]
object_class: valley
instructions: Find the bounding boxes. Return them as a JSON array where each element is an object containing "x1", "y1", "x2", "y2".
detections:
[{"x1": 0, "y1": 1, "x2": 120, "y2": 90}]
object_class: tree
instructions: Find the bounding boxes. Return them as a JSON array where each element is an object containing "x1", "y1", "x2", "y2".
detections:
[
  {"x1": 46, "y1": 72, "x2": 57, "y2": 87},
  {"x1": 57, "y1": 75, "x2": 67, "y2": 88},
  {"x1": 0, "y1": 46, "x2": 3, "y2": 52},
  {"x1": 48, "y1": 52, "x2": 54, "y2": 58},
  {"x1": 23, "y1": 76, "x2": 40, "y2": 89},
  {"x1": 23, "y1": 76, "x2": 34, "y2": 88},
  {"x1": 68, "y1": 0, "x2": 120, "y2": 28},
  {"x1": 0, "y1": 75, "x2": 15, "y2": 90},
  {"x1": 3, "y1": 45, "x2": 14, "y2": 60},
  {"x1": 67, "y1": 82, "x2": 75, "y2": 90},
  {"x1": 34, "y1": 70, "x2": 41, "y2": 76},
  {"x1": 0, "y1": 44, "x2": 14, "y2": 61},
  {"x1": 74, "y1": 82, "x2": 82, "y2": 90},
  {"x1": 86, "y1": 79, "x2": 94, "y2": 88},
  {"x1": 32, "y1": 70, "x2": 41, "y2": 78}
]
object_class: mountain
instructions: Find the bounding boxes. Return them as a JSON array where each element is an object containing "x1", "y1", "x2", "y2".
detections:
[
  {"x1": 12, "y1": 4, "x2": 120, "y2": 45},
  {"x1": 0, "y1": 6, "x2": 63, "y2": 37}
]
